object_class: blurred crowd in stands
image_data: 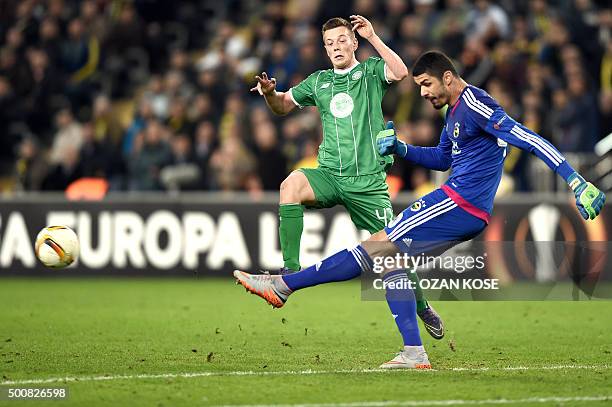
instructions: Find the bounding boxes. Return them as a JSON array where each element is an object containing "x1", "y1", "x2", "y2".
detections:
[{"x1": 0, "y1": 0, "x2": 610, "y2": 196}]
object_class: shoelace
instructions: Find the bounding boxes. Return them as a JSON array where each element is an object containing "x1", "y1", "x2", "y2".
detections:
[{"x1": 258, "y1": 270, "x2": 273, "y2": 282}]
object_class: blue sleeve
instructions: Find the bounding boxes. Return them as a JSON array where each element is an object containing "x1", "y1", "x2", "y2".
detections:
[
  {"x1": 400, "y1": 127, "x2": 452, "y2": 171},
  {"x1": 461, "y1": 88, "x2": 575, "y2": 181}
]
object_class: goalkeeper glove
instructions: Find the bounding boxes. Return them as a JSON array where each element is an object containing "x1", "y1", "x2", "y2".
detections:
[
  {"x1": 568, "y1": 172, "x2": 606, "y2": 220},
  {"x1": 376, "y1": 121, "x2": 407, "y2": 157}
]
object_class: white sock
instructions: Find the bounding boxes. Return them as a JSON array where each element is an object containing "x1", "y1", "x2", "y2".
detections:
[{"x1": 403, "y1": 345, "x2": 425, "y2": 358}]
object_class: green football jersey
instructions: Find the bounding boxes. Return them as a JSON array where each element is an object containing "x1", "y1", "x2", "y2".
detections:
[{"x1": 289, "y1": 56, "x2": 394, "y2": 176}]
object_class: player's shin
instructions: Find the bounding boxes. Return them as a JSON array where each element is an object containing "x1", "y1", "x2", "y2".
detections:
[
  {"x1": 281, "y1": 246, "x2": 371, "y2": 291},
  {"x1": 383, "y1": 271, "x2": 422, "y2": 346},
  {"x1": 279, "y1": 204, "x2": 304, "y2": 271}
]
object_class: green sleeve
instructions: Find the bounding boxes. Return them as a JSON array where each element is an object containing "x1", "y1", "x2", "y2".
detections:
[
  {"x1": 289, "y1": 71, "x2": 322, "y2": 108},
  {"x1": 366, "y1": 56, "x2": 391, "y2": 89}
]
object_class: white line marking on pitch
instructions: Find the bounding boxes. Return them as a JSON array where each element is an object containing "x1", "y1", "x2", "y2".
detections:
[
  {"x1": 215, "y1": 396, "x2": 611, "y2": 407},
  {"x1": 0, "y1": 364, "x2": 609, "y2": 386}
]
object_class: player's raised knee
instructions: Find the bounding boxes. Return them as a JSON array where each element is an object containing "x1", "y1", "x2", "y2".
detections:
[
  {"x1": 279, "y1": 173, "x2": 300, "y2": 203},
  {"x1": 279, "y1": 171, "x2": 314, "y2": 204}
]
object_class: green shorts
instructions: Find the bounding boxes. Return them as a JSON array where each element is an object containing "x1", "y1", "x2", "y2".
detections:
[{"x1": 299, "y1": 167, "x2": 394, "y2": 234}]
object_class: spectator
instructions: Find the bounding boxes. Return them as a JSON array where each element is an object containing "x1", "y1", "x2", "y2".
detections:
[
  {"x1": 42, "y1": 145, "x2": 82, "y2": 191},
  {"x1": 432, "y1": 0, "x2": 469, "y2": 60},
  {"x1": 461, "y1": 38, "x2": 494, "y2": 88},
  {"x1": 160, "y1": 134, "x2": 201, "y2": 191},
  {"x1": 548, "y1": 77, "x2": 599, "y2": 153},
  {"x1": 0, "y1": 76, "x2": 19, "y2": 156},
  {"x1": 166, "y1": 97, "x2": 193, "y2": 135},
  {"x1": 123, "y1": 99, "x2": 155, "y2": 157},
  {"x1": 78, "y1": 121, "x2": 110, "y2": 178},
  {"x1": 128, "y1": 120, "x2": 172, "y2": 190},
  {"x1": 92, "y1": 94, "x2": 123, "y2": 142},
  {"x1": 188, "y1": 92, "x2": 217, "y2": 126},
  {"x1": 539, "y1": 17, "x2": 572, "y2": 77},
  {"x1": 49, "y1": 108, "x2": 83, "y2": 165},
  {"x1": 280, "y1": 117, "x2": 305, "y2": 167},
  {"x1": 194, "y1": 121, "x2": 217, "y2": 189},
  {"x1": 14, "y1": 136, "x2": 48, "y2": 191},
  {"x1": 61, "y1": 17, "x2": 99, "y2": 109},
  {"x1": 566, "y1": 73, "x2": 600, "y2": 151},
  {"x1": 218, "y1": 92, "x2": 246, "y2": 143},
  {"x1": 0, "y1": 47, "x2": 20, "y2": 88},
  {"x1": 22, "y1": 48, "x2": 60, "y2": 137},
  {"x1": 47, "y1": 0, "x2": 70, "y2": 29},
  {"x1": 80, "y1": 0, "x2": 108, "y2": 44},
  {"x1": 143, "y1": 75, "x2": 170, "y2": 120},
  {"x1": 164, "y1": 69, "x2": 193, "y2": 101},
  {"x1": 104, "y1": 3, "x2": 144, "y2": 57},
  {"x1": 253, "y1": 120, "x2": 287, "y2": 190},
  {"x1": 62, "y1": 18, "x2": 98, "y2": 81},
  {"x1": 169, "y1": 48, "x2": 196, "y2": 84},
  {"x1": 264, "y1": 41, "x2": 298, "y2": 91},
  {"x1": 39, "y1": 17, "x2": 62, "y2": 66},
  {"x1": 466, "y1": 0, "x2": 511, "y2": 45},
  {"x1": 209, "y1": 136, "x2": 255, "y2": 191}
]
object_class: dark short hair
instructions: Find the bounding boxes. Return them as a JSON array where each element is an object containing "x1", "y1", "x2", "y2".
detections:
[
  {"x1": 412, "y1": 51, "x2": 458, "y2": 79},
  {"x1": 322, "y1": 17, "x2": 354, "y2": 37}
]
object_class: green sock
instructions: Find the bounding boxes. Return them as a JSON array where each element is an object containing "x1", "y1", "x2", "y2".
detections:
[
  {"x1": 279, "y1": 204, "x2": 304, "y2": 271},
  {"x1": 406, "y1": 271, "x2": 428, "y2": 312}
]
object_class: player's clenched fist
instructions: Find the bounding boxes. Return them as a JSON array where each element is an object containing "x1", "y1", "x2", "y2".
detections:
[
  {"x1": 568, "y1": 173, "x2": 606, "y2": 220},
  {"x1": 376, "y1": 121, "x2": 407, "y2": 157},
  {"x1": 250, "y1": 72, "x2": 277, "y2": 96}
]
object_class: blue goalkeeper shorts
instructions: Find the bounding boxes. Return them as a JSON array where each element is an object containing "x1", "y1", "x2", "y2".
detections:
[{"x1": 384, "y1": 188, "x2": 486, "y2": 254}]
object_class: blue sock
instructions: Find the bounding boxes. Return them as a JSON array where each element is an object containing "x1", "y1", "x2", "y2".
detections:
[
  {"x1": 282, "y1": 246, "x2": 372, "y2": 291},
  {"x1": 384, "y1": 271, "x2": 422, "y2": 346}
]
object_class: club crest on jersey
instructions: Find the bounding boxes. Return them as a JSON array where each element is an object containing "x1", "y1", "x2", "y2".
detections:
[
  {"x1": 410, "y1": 199, "x2": 426, "y2": 212},
  {"x1": 351, "y1": 70, "x2": 363, "y2": 80},
  {"x1": 453, "y1": 122, "x2": 460, "y2": 138},
  {"x1": 330, "y1": 92, "x2": 354, "y2": 118}
]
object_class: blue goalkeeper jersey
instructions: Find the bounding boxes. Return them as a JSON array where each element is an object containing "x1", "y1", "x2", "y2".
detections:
[{"x1": 401, "y1": 85, "x2": 575, "y2": 222}]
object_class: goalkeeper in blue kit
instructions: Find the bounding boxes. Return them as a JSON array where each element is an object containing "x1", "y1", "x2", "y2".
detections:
[{"x1": 234, "y1": 51, "x2": 605, "y2": 369}]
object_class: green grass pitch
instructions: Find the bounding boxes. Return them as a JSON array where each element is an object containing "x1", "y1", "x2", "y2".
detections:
[{"x1": 1, "y1": 278, "x2": 611, "y2": 406}]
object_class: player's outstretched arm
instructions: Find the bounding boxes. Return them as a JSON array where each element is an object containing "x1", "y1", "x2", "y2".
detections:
[
  {"x1": 250, "y1": 72, "x2": 296, "y2": 116},
  {"x1": 376, "y1": 121, "x2": 452, "y2": 171},
  {"x1": 481, "y1": 106, "x2": 606, "y2": 220},
  {"x1": 350, "y1": 15, "x2": 408, "y2": 82},
  {"x1": 503, "y1": 125, "x2": 607, "y2": 220}
]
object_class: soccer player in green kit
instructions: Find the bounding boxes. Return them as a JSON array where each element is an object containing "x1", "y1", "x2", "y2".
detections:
[{"x1": 250, "y1": 15, "x2": 444, "y2": 338}]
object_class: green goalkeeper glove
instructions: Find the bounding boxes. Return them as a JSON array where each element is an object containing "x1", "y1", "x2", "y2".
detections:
[
  {"x1": 376, "y1": 121, "x2": 407, "y2": 157},
  {"x1": 568, "y1": 172, "x2": 606, "y2": 220}
]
